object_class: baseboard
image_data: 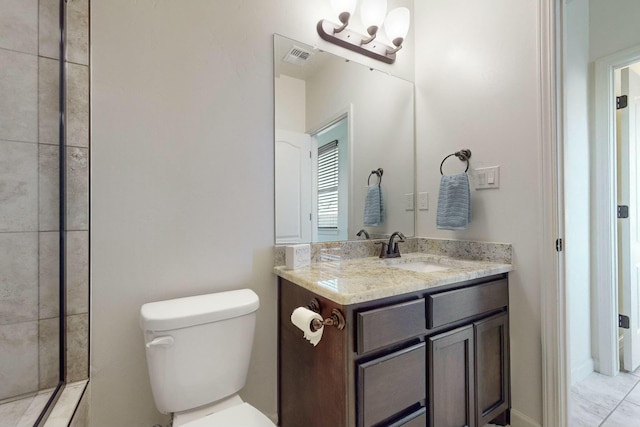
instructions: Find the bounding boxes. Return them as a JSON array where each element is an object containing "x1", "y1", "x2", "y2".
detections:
[
  {"x1": 510, "y1": 408, "x2": 542, "y2": 427},
  {"x1": 571, "y1": 357, "x2": 595, "y2": 386}
]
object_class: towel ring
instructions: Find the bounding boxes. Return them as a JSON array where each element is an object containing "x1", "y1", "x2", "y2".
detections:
[
  {"x1": 367, "y1": 168, "x2": 383, "y2": 185},
  {"x1": 440, "y1": 149, "x2": 471, "y2": 175}
]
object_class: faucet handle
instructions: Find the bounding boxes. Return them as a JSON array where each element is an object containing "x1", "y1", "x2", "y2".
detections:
[
  {"x1": 375, "y1": 242, "x2": 388, "y2": 258},
  {"x1": 393, "y1": 241, "x2": 403, "y2": 255}
]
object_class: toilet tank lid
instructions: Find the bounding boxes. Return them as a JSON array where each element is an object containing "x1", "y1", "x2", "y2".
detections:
[{"x1": 140, "y1": 289, "x2": 259, "y2": 332}]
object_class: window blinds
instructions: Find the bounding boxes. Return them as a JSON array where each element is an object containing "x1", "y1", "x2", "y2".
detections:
[{"x1": 317, "y1": 140, "x2": 339, "y2": 229}]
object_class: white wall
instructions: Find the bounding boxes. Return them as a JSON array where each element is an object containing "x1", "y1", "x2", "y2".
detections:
[
  {"x1": 589, "y1": 0, "x2": 640, "y2": 62},
  {"x1": 90, "y1": 1, "x2": 413, "y2": 426},
  {"x1": 564, "y1": 0, "x2": 593, "y2": 384},
  {"x1": 414, "y1": 1, "x2": 544, "y2": 425}
]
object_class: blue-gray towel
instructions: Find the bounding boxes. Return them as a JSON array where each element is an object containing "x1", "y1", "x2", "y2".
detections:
[
  {"x1": 437, "y1": 173, "x2": 471, "y2": 230},
  {"x1": 364, "y1": 185, "x2": 385, "y2": 226}
]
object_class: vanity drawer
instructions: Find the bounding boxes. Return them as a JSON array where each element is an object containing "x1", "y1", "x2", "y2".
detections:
[
  {"x1": 357, "y1": 298, "x2": 426, "y2": 354},
  {"x1": 427, "y1": 279, "x2": 508, "y2": 329},
  {"x1": 358, "y1": 343, "x2": 426, "y2": 427}
]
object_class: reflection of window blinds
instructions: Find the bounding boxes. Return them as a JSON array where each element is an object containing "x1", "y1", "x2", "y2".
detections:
[{"x1": 318, "y1": 140, "x2": 339, "y2": 229}]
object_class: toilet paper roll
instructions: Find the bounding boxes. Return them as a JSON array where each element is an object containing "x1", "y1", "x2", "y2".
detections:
[{"x1": 290, "y1": 307, "x2": 324, "y2": 346}]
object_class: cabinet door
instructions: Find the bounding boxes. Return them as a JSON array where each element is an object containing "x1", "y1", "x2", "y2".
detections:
[
  {"x1": 474, "y1": 312, "x2": 510, "y2": 426},
  {"x1": 428, "y1": 325, "x2": 475, "y2": 427}
]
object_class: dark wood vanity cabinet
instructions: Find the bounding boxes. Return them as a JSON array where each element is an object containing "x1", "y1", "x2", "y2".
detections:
[{"x1": 278, "y1": 274, "x2": 510, "y2": 427}]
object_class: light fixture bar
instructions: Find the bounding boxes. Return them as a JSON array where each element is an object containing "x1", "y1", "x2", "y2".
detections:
[{"x1": 317, "y1": 19, "x2": 396, "y2": 64}]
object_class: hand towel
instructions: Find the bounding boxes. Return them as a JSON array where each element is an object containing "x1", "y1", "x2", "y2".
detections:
[
  {"x1": 436, "y1": 173, "x2": 471, "y2": 230},
  {"x1": 363, "y1": 185, "x2": 385, "y2": 226}
]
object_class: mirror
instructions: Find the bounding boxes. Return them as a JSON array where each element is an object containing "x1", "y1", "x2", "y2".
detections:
[{"x1": 274, "y1": 34, "x2": 415, "y2": 244}]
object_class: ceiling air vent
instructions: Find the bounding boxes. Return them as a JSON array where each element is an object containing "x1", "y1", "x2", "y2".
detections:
[{"x1": 283, "y1": 45, "x2": 313, "y2": 66}]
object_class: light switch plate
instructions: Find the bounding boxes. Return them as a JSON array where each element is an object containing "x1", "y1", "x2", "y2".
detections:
[
  {"x1": 418, "y1": 192, "x2": 429, "y2": 210},
  {"x1": 475, "y1": 166, "x2": 500, "y2": 190},
  {"x1": 405, "y1": 193, "x2": 414, "y2": 211}
]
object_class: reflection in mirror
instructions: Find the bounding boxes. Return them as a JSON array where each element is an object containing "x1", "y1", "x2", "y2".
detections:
[{"x1": 274, "y1": 34, "x2": 415, "y2": 244}]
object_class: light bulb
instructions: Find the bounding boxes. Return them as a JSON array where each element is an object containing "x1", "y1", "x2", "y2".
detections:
[
  {"x1": 360, "y1": 0, "x2": 387, "y2": 32},
  {"x1": 384, "y1": 7, "x2": 410, "y2": 45}
]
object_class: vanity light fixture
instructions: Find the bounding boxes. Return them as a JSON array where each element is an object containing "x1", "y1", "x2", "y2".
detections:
[
  {"x1": 317, "y1": 0, "x2": 410, "y2": 64},
  {"x1": 330, "y1": 0, "x2": 357, "y2": 33}
]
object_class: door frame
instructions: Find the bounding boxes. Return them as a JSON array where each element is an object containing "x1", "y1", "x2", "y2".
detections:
[
  {"x1": 594, "y1": 44, "x2": 640, "y2": 377},
  {"x1": 541, "y1": 1, "x2": 568, "y2": 426}
]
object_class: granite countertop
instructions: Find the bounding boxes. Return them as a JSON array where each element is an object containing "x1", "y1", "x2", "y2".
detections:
[{"x1": 273, "y1": 252, "x2": 513, "y2": 305}]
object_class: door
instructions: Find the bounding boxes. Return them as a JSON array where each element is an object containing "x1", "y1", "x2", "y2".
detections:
[
  {"x1": 620, "y1": 67, "x2": 640, "y2": 372},
  {"x1": 275, "y1": 129, "x2": 312, "y2": 244}
]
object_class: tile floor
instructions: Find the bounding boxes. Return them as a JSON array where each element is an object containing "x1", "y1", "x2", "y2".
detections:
[
  {"x1": 571, "y1": 366, "x2": 640, "y2": 426},
  {"x1": 0, "y1": 389, "x2": 54, "y2": 427}
]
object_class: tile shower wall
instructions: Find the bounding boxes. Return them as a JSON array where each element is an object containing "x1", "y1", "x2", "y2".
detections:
[{"x1": 0, "y1": 0, "x2": 89, "y2": 401}]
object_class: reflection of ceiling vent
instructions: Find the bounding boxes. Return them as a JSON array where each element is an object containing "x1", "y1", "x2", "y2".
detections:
[{"x1": 283, "y1": 45, "x2": 313, "y2": 66}]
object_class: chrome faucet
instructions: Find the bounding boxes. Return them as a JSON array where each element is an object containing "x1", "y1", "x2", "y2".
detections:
[
  {"x1": 356, "y1": 229, "x2": 370, "y2": 239},
  {"x1": 376, "y1": 231, "x2": 406, "y2": 258}
]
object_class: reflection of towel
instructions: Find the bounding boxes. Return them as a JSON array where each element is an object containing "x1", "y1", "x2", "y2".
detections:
[
  {"x1": 437, "y1": 173, "x2": 471, "y2": 230},
  {"x1": 364, "y1": 185, "x2": 385, "y2": 226}
]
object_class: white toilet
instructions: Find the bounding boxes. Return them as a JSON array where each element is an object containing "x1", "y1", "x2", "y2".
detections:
[{"x1": 140, "y1": 289, "x2": 275, "y2": 427}]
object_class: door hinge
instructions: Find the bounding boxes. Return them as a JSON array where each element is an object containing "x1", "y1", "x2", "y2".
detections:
[
  {"x1": 556, "y1": 238, "x2": 563, "y2": 252},
  {"x1": 617, "y1": 95, "x2": 628, "y2": 110},
  {"x1": 618, "y1": 205, "x2": 629, "y2": 218},
  {"x1": 619, "y1": 314, "x2": 630, "y2": 329}
]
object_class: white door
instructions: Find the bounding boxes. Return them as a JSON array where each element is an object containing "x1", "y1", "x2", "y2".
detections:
[
  {"x1": 275, "y1": 129, "x2": 312, "y2": 244},
  {"x1": 620, "y1": 67, "x2": 640, "y2": 372}
]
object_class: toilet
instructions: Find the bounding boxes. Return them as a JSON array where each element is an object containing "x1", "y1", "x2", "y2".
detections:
[{"x1": 140, "y1": 289, "x2": 275, "y2": 427}]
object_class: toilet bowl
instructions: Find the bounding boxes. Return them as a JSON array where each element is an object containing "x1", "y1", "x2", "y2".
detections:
[{"x1": 140, "y1": 289, "x2": 275, "y2": 427}]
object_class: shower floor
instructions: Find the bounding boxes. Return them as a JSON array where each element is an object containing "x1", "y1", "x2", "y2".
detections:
[{"x1": 0, "y1": 389, "x2": 54, "y2": 427}]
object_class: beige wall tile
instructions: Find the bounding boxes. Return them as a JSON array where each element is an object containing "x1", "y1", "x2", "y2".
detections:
[
  {"x1": 66, "y1": 313, "x2": 88, "y2": 382},
  {"x1": 0, "y1": 49, "x2": 38, "y2": 143},
  {"x1": 38, "y1": 144, "x2": 60, "y2": 231},
  {"x1": 39, "y1": 57, "x2": 60, "y2": 146},
  {"x1": 0, "y1": 0, "x2": 38, "y2": 54},
  {"x1": 0, "y1": 232, "x2": 38, "y2": 325},
  {"x1": 39, "y1": 231, "x2": 60, "y2": 319},
  {"x1": 66, "y1": 0, "x2": 88, "y2": 65},
  {"x1": 66, "y1": 147, "x2": 89, "y2": 230},
  {"x1": 0, "y1": 321, "x2": 38, "y2": 400},
  {"x1": 65, "y1": 64, "x2": 89, "y2": 148},
  {"x1": 66, "y1": 231, "x2": 88, "y2": 315},
  {"x1": 39, "y1": 0, "x2": 61, "y2": 59},
  {"x1": 38, "y1": 317, "x2": 60, "y2": 389},
  {"x1": 0, "y1": 140, "x2": 38, "y2": 232}
]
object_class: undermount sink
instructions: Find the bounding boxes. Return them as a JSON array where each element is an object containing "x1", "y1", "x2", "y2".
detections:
[{"x1": 388, "y1": 261, "x2": 451, "y2": 273}]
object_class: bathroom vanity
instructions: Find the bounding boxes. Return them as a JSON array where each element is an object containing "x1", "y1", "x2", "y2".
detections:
[{"x1": 275, "y1": 253, "x2": 511, "y2": 427}]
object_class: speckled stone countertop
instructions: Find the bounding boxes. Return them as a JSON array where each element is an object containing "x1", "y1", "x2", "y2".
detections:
[{"x1": 273, "y1": 251, "x2": 512, "y2": 305}]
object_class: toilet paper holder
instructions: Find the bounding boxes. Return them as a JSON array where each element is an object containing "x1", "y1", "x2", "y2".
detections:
[{"x1": 306, "y1": 298, "x2": 346, "y2": 332}]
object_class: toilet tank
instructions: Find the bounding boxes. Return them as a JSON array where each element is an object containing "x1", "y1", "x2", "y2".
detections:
[{"x1": 140, "y1": 289, "x2": 260, "y2": 414}]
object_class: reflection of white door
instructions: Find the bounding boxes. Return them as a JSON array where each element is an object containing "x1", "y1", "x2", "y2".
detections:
[
  {"x1": 620, "y1": 67, "x2": 640, "y2": 372},
  {"x1": 275, "y1": 129, "x2": 312, "y2": 244}
]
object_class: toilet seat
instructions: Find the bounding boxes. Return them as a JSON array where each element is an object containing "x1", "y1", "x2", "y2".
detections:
[{"x1": 180, "y1": 403, "x2": 275, "y2": 427}]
